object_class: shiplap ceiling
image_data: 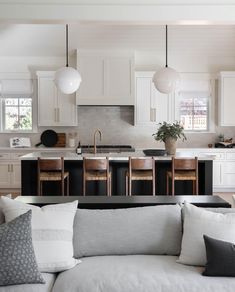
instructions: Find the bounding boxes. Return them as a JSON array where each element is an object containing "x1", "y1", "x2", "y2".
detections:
[{"x1": 0, "y1": 24, "x2": 235, "y2": 57}]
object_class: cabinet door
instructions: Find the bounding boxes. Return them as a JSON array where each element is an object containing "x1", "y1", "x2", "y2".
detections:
[
  {"x1": 38, "y1": 76, "x2": 57, "y2": 126},
  {"x1": 213, "y1": 161, "x2": 222, "y2": 187},
  {"x1": 0, "y1": 163, "x2": 11, "y2": 188},
  {"x1": 77, "y1": 56, "x2": 105, "y2": 105},
  {"x1": 220, "y1": 74, "x2": 235, "y2": 126},
  {"x1": 222, "y1": 162, "x2": 235, "y2": 186},
  {"x1": 135, "y1": 74, "x2": 170, "y2": 125},
  {"x1": 135, "y1": 76, "x2": 152, "y2": 124},
  {"x1": 10, "y1": 163, "x2": 21, "y2": 188},
  {"x1": 105, "y1": 57, "x2": 134, "y2": 105},
  {"x1": 57, "y1": 92, "x2": 77, "y2": 126}
]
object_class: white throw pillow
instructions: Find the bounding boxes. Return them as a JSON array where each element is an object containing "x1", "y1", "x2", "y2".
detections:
[
  {"x1": 0, "y1": 196, "x2": 79, "y2": 273},
  {"x1": 178, "y1": 202, "x2": 235, "y2": 266}
]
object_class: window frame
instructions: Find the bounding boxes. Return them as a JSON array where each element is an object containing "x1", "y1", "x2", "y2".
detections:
[
  {"x1": 177, "y1": 91, "x2": 210, "y2": 132},
  {"x1": 174, "y1": 76, "x2": 215, "y2": 134},
  {"x1": 0, "y1": 93, "x2": 37, "y2": 134}
]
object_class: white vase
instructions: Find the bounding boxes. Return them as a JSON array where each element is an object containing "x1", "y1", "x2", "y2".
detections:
[{"x1": 164, "y1": 137, "x2": 177, "y2": 155}]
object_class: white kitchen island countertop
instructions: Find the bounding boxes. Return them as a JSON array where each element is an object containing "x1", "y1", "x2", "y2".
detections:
[{"x1": 20, "y1": 150, "x2": 215, "y2": 161}]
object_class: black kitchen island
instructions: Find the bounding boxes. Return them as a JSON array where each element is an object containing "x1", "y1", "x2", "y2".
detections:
[{"x1": 21, "y1": 152, "x2": 213, "y2": 196}]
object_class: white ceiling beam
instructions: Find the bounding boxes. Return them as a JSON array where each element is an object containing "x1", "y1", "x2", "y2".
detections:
[{"x1": 0, "y1": 4, "x2": 235, "y2": 24}]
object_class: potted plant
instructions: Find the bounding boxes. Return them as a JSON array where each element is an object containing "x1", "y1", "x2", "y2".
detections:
[{"x1": 152, "y1": 121, "x2": 186, "y2": 155}]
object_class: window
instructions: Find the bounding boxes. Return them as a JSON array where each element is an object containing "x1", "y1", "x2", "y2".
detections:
[
  {"x1": 178, "y1": 93, "x2": 209, "y2": 131},
  {"x1": 0, "y1": 96, "x2": 33, "y2": 132}
]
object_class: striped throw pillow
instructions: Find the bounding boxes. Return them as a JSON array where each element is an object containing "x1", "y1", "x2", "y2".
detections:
[{"x1": 0, "y1": 196, "x2": 79, "y2": 273}]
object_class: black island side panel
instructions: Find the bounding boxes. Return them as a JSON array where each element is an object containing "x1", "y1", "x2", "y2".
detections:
[{"x1": 21, "y1": 159, "x2": 213, "y2": 196}]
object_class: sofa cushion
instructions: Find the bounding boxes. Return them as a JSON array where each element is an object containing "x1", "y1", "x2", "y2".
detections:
[
  {"x1": 178, "y1": 202, "x2": 235, "y2": 266},
  {"x1": 203, "y1": 235, "x2": 235, "y2": 277},
  {"x1": 52, "y1": 255, "x2": 235, "y2": 292},
  {"x1": 73, "y1": 205, "x2": 182, "y2": 258},
  {"x1": 0, "y1": 196, "x2": 79, "y2": 273},
  {"x1": 0, "y1": 210, "x2": 44, "y2": 286},
  {"x1": 0, "y1": 273, "x2": 56, "y2": 292}
]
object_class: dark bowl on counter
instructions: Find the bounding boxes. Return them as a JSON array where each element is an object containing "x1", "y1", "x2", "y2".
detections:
[{"x1": 143, "y1": 149, "x2": 167, "y2": 156}]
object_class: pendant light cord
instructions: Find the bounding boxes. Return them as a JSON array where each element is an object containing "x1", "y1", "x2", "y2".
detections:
[
  {"x1": 66, "y1": 24, "x2": 69, "y2": 67},
  {"x1": 165, "y1": 25, "x2": 168, "y2": 68}
]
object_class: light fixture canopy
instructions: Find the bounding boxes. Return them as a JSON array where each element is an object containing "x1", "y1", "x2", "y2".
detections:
[
  {"x1": 54, "y1": 24, "x2": 81, "y2": 94},
  {"x1": 153, "y1": 25, "x2": 180, "y2": 94}
]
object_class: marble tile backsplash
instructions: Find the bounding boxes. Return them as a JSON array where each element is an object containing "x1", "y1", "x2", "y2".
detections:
[{"x1": 0, "y1": 106, "x2": 235, "y2": 149}]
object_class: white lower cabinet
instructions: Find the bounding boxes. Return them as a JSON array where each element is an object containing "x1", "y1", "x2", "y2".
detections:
[
  {"x1": 213, "y1": 161, "x2": 222, "y2": 187},
  {"x1": 0, "y1": 162, "x2": 11, "y2": 188},
  {"x1": 0, "y1": 152, "x2": 24, "y2": 193}
]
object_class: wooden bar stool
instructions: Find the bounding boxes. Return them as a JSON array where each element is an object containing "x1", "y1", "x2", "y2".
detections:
[
  {"x1": 126, "y1": 157, "x2": 156, "y2": 196},
  {"x1": 166, "y1": 157, "x2": 198, "y2": 196},
  {"x1": 83, "y1": 157, "x2": 111, "y2": 196},
  {"x1": 37, "y1": 157, "x2": 69, "y2": 196}
]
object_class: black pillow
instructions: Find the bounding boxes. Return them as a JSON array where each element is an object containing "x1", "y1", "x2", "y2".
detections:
[{"x1": 203, "y1": 234, "x2": 235, "y2": 277}]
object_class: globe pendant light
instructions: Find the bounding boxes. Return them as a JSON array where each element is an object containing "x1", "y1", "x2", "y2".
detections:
[
  {"x1": 153, "y1": 25, "x2": 180, "y2": 94},
  {"x1": 55, "y1": 24, "x2": 82, "y2": 94}
]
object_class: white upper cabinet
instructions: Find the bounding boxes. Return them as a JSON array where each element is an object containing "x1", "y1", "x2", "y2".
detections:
[
  {"x1": 135, "y1": 72, "x2": 171, "y2": 125},
  {"x1": 37, "y1": 71, "x2": 77, "y2": 127},
  {"x1": 219, "y1": 71, "x2": 235, "y2": 126},
  {"x1": 76, "y1": 50, "x2": 134, "y2": 105}
]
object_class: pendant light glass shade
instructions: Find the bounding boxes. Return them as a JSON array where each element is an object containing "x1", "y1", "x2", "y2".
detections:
[
  {"x1": 55, "y1": 24, "x2": 81, "y2": 94},
  {"x1": 152, "y1": 67, "x2": 180, "y2": 94},
  {"x1": 153, "y1": 25, "x2": 180, "y2": 94},
  {"x1": 55, "y1": 66, "x2": 81, "y2": 95}
]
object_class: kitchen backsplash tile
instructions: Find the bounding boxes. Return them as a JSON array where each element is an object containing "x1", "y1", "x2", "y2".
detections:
[{"x1": 0, "y1": 106, "x2": 234, "y2": 148}]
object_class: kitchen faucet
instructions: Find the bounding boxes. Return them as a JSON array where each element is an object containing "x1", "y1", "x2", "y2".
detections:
[{"x1": 93, "y1": 129, "x2": 102, "y2": 154}]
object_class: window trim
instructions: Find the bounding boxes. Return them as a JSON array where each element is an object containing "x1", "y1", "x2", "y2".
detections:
[
  {"x1": 0, "y1": 92, "x2": 38, "y2": 134},
  {"x1": 174, "y1": 77, "x2": 215, "y2": 133}
]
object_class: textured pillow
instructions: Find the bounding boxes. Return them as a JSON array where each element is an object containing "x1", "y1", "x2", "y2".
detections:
[
  {"x1": 203, "y1": 235, "x2": 235, "y2": 277},
  {"x1": 178, "y1": 202, "x2": 235, "y2": 266},
  {"x1": 73, "y1": 205, "x2": 182, "y2": 258},
  {"x1": 0, "y1": 196, "x2": 79, "y2": 273},
  {"x1": 0, "y1": 210, "x2": 45, "y2": 286}
]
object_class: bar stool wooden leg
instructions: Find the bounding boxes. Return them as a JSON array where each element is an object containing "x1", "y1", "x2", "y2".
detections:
[
  {"x1": 125, "y1": 174, "x2": 128, "y2": 196},
  {"x1": 196, "y1": 179, "x2": 199, "y2": 195},
  {"x1": 83, "y1": 176, "x2": 86, "y2": 196},
  {"x1": 106, "y1": 177, "x2": 109, "y2": 197},
  {"x1": 109, "y1": 175, "x2": 112, "y2": 196},
  {"x1": 62, "y1": 179, "x2": 64, "y2": 196},
  {"x1": 129, "y1": 177, "x2": 132, "y2": 196},
  {"x1": 153, "y1": 177, "x2": 155, "y2": 196},
  {"x1": 67, "y1": 175, "x2": 69, "y2": 196},
  {"x1": 172, "y1": 178, "x2": 175, "y2": 196},
  {"x1": 166, "y1": 174, "x2": 169, "y2": 195}
]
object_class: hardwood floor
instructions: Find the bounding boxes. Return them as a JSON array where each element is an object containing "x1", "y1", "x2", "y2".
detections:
[{"x1": 214, "y1": 192, "x2": 235, "y2": 208}]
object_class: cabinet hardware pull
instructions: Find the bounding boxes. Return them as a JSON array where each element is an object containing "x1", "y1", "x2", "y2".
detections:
[
  {"x1": 11, "y1": 165, "x2": 13, "y2": 172},
  {"x1": 57, "y1": 108, "x2": 60, "y2": 122},
  {"x1": 54, "y1": 108, "x2": 57, "y2": 122},
  {"x1": 150, "y1": 108, "x2": 156, "y2": 122}
]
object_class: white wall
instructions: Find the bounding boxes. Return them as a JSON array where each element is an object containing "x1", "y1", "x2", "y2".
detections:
[{"x1": 0, "y1": 24, "x2": 235, "y2": 148}]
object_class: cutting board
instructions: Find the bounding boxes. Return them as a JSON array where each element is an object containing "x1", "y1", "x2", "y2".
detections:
[{"x1": 54, "y1": 133, "x2": 66, "y2": 147}]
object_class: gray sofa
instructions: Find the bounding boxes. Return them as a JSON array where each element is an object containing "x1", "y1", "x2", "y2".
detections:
[{"x1": 1, "y1": 204, "x2": 235, "y2": 292}]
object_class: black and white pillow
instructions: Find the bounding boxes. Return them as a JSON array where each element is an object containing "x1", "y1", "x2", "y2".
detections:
[
  {"x1": 203, "y1": 235, "x2": 235, "y2": 277},
  {"x1": 0, "y1": 210, "x2": 45, "y2": 286}
]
